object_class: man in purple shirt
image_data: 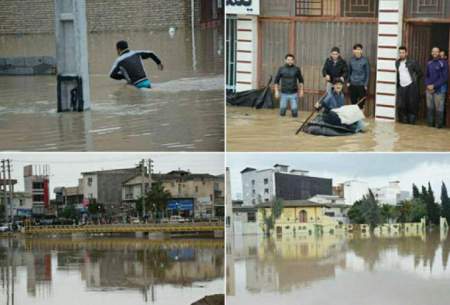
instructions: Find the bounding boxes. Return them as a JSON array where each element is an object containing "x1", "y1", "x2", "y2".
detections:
[{"x1": 426, "y1": 46, "x2": 449, "y2": 128}]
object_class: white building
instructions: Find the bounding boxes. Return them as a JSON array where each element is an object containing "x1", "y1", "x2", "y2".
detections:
[
  {"x1": 371, "y1": 181, "x2": 411, "y2": 205},
  {"x1": 1, "y1": 192, "x2": 33, "y2": 218},
  {"x1": 121, "y1": 175, "x2": 151, "y2": 203},
  {"x1": 343, "y1": 180, "x2": 370, "y2": 205},
  {"x1": 24, "y1": 165, "x2": 50, "y2": 216}
]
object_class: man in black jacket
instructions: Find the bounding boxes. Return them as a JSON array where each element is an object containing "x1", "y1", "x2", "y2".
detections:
[
  {"x1": 395, "y1": 46, "x2": 422, "y2": 124},
  {"x1": 110, "y1": 40, "x2": 164, "y2": 89},
  {"x1": 322, "y1": 47, "x2": 348, "y2": 95},
  {"x1": 274, "y1": 54, "x2": 304, "y2": 117}
]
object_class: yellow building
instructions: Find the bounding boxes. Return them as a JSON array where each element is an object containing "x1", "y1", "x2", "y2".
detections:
[{"x1": 256, "y1": 200, "x2": 342, "y2": 236}]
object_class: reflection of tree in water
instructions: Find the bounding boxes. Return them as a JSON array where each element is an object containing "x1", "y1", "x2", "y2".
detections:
[
  {"x1": 348, "y1": 233, "x2": 446, "y2": 272},
  {"x1": 441, "y1": 233, "x2": 450, "y2": 269},
  {"x1": 138, "y1": 247, "x2": 174, "y2": 281}
]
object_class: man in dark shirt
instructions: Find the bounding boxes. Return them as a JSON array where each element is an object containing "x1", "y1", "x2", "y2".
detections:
[
  {"x1": 110, "y1": 40, "x2": 164, "y2": 89},
  {"x1": 274, "y1": 54, "x2": 304, "y2": 117},
  {"x1": 426, "y1": 46, "x2": 449, "y2": 128},
  {"x1": 347, "y1": 44, "x2": 370, "y2": 109},
  {"x1": 322, "y1": 46, "x2": 348, "y2": 95}
]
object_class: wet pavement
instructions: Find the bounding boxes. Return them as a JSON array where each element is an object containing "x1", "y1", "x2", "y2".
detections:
[
  {"x1": 0, "y1": 28, "x2": 224, "y2": 151},
  {"x1": 227, "y1": 107, "x2": 450, "y2": 152},
  {"x1": 0, "y1": 237, "x2": 224, "y2": 305},
  {"x1": 227, "y1": 231, "x2": 450, "y2": 305}
]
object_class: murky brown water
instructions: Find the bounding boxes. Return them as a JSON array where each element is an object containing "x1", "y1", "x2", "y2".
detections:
[
  {"x1": 0, "y1": 237, "x2": 224, "y2": 305},
  {"x1": 0, "y1": 28, "x2": 224, "y2": 151},
  {"x1": 226, "y1": 232, "x2": 450, "y2": 305},
  {"x1": 227, "y1": 107, "x2": 450, "y2": 152}
]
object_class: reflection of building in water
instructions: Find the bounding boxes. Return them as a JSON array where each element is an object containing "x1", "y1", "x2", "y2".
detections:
[
  {"x1": 245, "y1": 235, "x2": 347, "y2": 293},
  {"x1": 25, "y1": 250, "x2": 52, "y2": 296}
]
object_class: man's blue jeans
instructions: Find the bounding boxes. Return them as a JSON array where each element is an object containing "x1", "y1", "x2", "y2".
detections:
[
  {"x1": 426, "y1": 91, "x2": 445, "y2": 128},
  {"x1": 280, "y1": 93, "x2": 298, "y2": 117}
]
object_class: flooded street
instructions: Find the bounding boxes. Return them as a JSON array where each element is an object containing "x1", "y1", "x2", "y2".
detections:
[
  {"x1": 227, "y1": 107, "x2": 450, "y2": 152},
  {"x1": 0, "y1": 237, "x2": 224, "y2": 305},
  {"x1": 227, "y1": 232, "x2": 450, "y2": 305},
  {"x1": 0, "y1": 28, "x2": 224, "y2": 151}
]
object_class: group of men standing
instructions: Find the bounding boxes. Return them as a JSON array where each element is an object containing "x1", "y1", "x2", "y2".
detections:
[
  {"x1": 397, "y1": 46, "x2": 448, "y2": 128},
  {"x1": 273, "y1": 44, "x2": 449, "y2": 129}
]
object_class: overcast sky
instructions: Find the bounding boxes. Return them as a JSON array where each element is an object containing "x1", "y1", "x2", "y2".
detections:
[
  {"x1": 227, "y1": 153, "x2": 450, "y2": 201},
  {"x1": 0, "y1": 152, "x2": 224, "y2": 198}
]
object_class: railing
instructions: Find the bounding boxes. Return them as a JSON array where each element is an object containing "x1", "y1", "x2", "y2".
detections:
[
  {"x1": 23, "y1": 222, "x2": 224, "y2": 234},
  {"x1": 405, "y1": 0, "x2": 450, "y2": 19},
  {"x1": 295, "y1": 0, "x2": 378, "y2": 17}
]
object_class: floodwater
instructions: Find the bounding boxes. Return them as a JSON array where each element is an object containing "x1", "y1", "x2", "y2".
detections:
[
  {"x1": 0, "y1": 237, "x2": 224, "y2": 305},
  {"x1": 227, "y1": 232, "x2": 450, "y2": 305},
  {"x1": 0, "y1": 27, "x2": 224, "y2": 151},
  {"x1": 227, "y1": 107, "x2": 450, "y2": 152}
]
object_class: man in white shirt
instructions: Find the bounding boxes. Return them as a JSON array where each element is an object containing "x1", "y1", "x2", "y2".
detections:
[{"x1": 395, "y1": 46, "x2": 423, "y2": 124}]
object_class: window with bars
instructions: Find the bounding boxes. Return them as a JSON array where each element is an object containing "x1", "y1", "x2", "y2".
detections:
[
  {"x1": 407, "y1": 0, "x2": 449, "y2": 18},
  {"x1": 295, "y1": 0, "x2": 378, "y2": 17}
]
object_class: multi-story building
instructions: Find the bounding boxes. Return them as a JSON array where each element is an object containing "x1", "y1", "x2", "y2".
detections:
[
  {"x1": 371, "y1": 181, "x2": 411, "y2": 205},
  {"x1": 343, "y1": 180, "x2": 370, "y2": 205},
  {"x1": 54, "y1": 183, "x2": 85, "y2": 213},
  {"x1": 154, "y1": 170, "x2": 225, "y2": 219},
  {"x1": 121, "y1": 175, "x2": 152, "y2": 215},
  {"x1": 226, "y1": 0, "x2": 450, "y2": 124},
  {"x1": 241, "y1": 164, "x2": 332, "y2": 206},
  {"x1": 24, "y1": 165, "x2": 50, "y2": 216},
  {"x1": 81, "y1": 167, "x2": 141, "y2": 215}
]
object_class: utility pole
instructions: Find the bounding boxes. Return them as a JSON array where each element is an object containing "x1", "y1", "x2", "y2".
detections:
[
  {"x1": 7, "y1": 159, "x2": 13, "y2": 223},
  {"x1": 1, "y1": 160, "x2": 6, "y2": 222},
  {"x1": 141, "y1": 159, "x2": 146, "y2": 222}
]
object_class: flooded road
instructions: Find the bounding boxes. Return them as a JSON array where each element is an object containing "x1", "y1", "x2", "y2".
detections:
[
  {"x1": 227, "y1": 232, "x2": 450, "y2": 305},
  {"x1": 0, "y1": 28, "x2": 224, "y2": 151},
  {"x1": 0, "y1": 237, "x2": 224, "y2": 305},
  {"x1": 227, "y1": 107, "x2": 450, "y2": 152}
]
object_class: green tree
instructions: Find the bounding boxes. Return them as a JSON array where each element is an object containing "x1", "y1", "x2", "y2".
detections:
[
  {"x1": 262, "y1": 198, "x2": 284, "y2": 236},
  {"x1": 412, "y1": 184, "x2": 420, "y2": 198},
  {"x1": 88, "y1": 199, "x2": 104, "y2": 219},
  {"x1": 138, "y1": 182, "x2": 171, "y2": 219},
  {"x1": 362, "y1": 190, "x2": 381, "y2": 232},
  {"x1": 425, "y1": 182, "x2": 440, "y2": 225},
  {"x1": 441, "y1": 182, "x2": 450, "y2": 225},
  {"x1": 348, "y1": 200, "x2": 365, "y2": 224},
  {"x1": 61, "y1": 204, "x2": 78, "y2": 220}
]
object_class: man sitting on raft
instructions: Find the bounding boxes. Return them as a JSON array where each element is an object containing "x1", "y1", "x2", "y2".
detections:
[
  {"x1": 109, "y1": 40, "x2": 164, "y2": 89},
  {"x1": 315, "y1": 78, "x2": 366, "y2": 133}
]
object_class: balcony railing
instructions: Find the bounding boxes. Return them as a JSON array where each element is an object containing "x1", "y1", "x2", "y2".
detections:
[
  {"x1": 406, "y1": 0, "x2": 450, "y2": 19},
  {"x1": 295, "y1": 0, "x2": 378, "y2": 17}
]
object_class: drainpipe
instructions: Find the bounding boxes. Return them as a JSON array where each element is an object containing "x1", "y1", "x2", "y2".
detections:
[{"x1": 191, "y1": 0, "x2": 197, "y2": 72}]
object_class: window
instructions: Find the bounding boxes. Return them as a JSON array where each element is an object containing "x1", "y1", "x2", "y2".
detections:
[
  {"x1": 299, "y1": 210, "x2": 308, "y2": 223},
  {"x1": 195, "y1": 186, "x2": 199, "y2": 193},
  {"x1": 87, "y1": 177, "x2": 93, "y2": 186},
  {"x1": 264, "y1": 188, "x2": 269, "y2": 194},
  {"x1": 325, "y1": 211, "x2": 335, "y2": 217},
  {"x1": 295, "y1": 0, "x2": 378, "y2": 17},
  {"x1": 252, "y1": 199, "x2": 256, "y2": 204},
  {"x1": 264, "y1": 178, "x2": 269, "y2": 184},
  {"x1": 252, "y1": 189, "x2": 256, "y2": 195},
  {"x1": 265, "y1": 199, "x2": 269, "y2": 202},
  {"x1": 247, "y1": 212, "x2": 256, "y2": 222},
  {"x1": 33, "y1": 194, "x2": 44, "y2": 202},
  {"x1": 33, "y1": 182, "x2": 44, "y2": 189},
  {"x1": 251, "y1": 180, "x2": 255, "y2": 186}
]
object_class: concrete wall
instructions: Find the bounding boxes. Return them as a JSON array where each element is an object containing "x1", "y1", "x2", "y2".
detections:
[
  {"x1": 241, "y1": 169, "x2": 276, "y2": 206},
  {"x1": 0, "y1": 56, "x2": 55, "y2": 75},
  {"x1": 0, "y1": 0, "x2": 198, "y2": 35}
]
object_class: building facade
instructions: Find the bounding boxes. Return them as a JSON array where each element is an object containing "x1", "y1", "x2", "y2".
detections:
[
  {"x1": 155, "y1": 170, "x2": 225, "y2": 219},
  {"x1": 342, "y1": 180, "x2": 370, "y2": 205},
  {"x1": 371, "y1": 180, "x2": 411, "y2": 205},
  {"x1": 241, "y1": 164, "x2": 332, "y2": 206},
  {"x1": 226, "y1": 0, "x2": 450, "y2": 123},
  {"x1": 24, "y1": 165, "x2": 50, "y2": 216}
]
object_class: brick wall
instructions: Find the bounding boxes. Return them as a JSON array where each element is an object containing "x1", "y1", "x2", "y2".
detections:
[{"x1": 0, "y1": 0, "x2": 201, "y2": 34}]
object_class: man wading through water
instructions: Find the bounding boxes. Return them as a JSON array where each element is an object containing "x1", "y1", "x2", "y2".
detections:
[
  {"x1": 110, "y1": 40, "x2": 164, "y2": 89},
  {"x1": 395, "y1": 46, "x2": 422, "y2": 124},
  {"x1": 274, "y1": 54, "x2": 304, "y2": 117},
  {"x1": 348, "y1": 44, "x2": 370, "y2": 109}
]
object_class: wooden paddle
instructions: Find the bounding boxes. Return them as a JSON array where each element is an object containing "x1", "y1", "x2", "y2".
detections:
[{"x1": 295, "y1": 95, "x2": 367, "y2": 135}]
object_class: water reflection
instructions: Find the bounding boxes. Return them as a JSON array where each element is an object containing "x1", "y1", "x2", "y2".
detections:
[
  {"x1": 226, "y1": 108, "x2": 450, "y2": 152},
  {"x1": 0, "y1": 27, "x2": 224, "y2": 151},
  {"x1": 0, "y1": 237, "x2": 224, "y2": 305},
  {"x1": 227, "y1": 232, "x2": 450, "y2": 305}
]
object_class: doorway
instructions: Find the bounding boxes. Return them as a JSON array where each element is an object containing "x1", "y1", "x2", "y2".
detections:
[{"x1": 407, "y1": 23, "x2": 450, "y2": 125}]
